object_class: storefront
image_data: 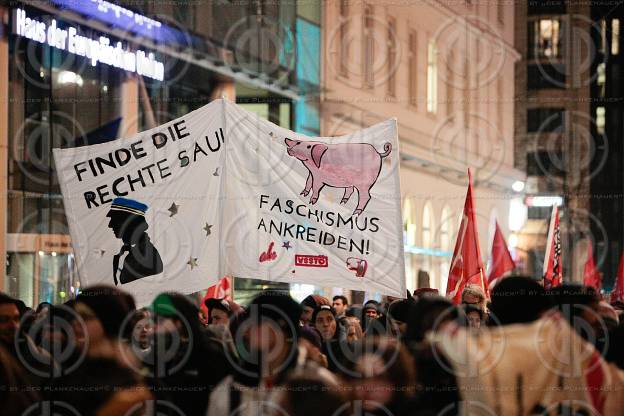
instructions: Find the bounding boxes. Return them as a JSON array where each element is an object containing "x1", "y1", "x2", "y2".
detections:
[{"x1": 1, "y1": 2, "x2": 303, "y2": 305}]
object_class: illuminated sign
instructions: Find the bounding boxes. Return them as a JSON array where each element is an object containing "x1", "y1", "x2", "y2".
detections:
[
  {"x1": 49, "y1": 0, "x2": 187, "y2": 45},
  {"x1": 524, "y1": 195, "x2": 564, "y2": 207},
  {"x1": 12, "y1": 8, "x2": 164, "y2": 81}
]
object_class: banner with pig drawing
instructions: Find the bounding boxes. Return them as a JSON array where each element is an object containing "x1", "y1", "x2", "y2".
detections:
[
  {"x1": 54, "y1": 99, "x2": 405, "y2": 305},
  {"x1": 222, "y1": 100, "x2": 405, "y2": 297}
]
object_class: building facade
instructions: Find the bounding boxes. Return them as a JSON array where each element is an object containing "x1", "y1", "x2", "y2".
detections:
[
  {"x1": 1, "y1": 1, "x2": 321, "y2": 305},
  {"x1": 513, "y1": 1, "x2": 616, "y2": 284},
  {"x1": 322, "y1": 1, "x2": 524, "y2": 295}
]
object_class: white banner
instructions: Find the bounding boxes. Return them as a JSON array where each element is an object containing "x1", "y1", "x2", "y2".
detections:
[{"x1": 54, "y1": 99, "x2": 405, "y2": 305}]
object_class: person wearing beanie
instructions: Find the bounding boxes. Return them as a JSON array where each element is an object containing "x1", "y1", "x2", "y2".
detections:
[
  {"x1": 300, "y1": 294, "x2": 330, "y2": 326},
  {"x1": 312, "y1": 304, "x2": 338, "y2": 341},
  {"x1": 363, "y1": 299, "x2": 380, "y2": 319},
  {"x1": 387, "y1": 298, "x2": 414, "y2": 337}
]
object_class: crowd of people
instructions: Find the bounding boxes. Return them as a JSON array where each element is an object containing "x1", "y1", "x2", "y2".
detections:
[{"x1": 1, "y1": 276, "x2": 624, "y2": 415}]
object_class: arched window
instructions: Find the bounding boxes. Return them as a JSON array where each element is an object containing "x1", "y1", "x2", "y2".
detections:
[
  {"x1": 421, "y1": 202, "x2": 435, "y2": 289},
  {"x1": 403, "y1": 199, "x2": 416, "y2": 246},
  {"x1": 422, "y1": 203, "x2": 434, "y2": 248},
  {"x1": 439, "y1": 205, "x2": 453, "y2": 251},
  {"x1": 438, "y1": 205, "x2": 453, "y2": 293}
]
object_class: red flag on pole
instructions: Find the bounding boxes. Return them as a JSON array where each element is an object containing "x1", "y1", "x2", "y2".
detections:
[
  {"x1": 583, "y1": 242, "x2": 601, "y2": 291},
  {"x1": 611, "y1": 251, "x2": 624, "y2": 304},
  {"x1": 487, "y1": 221, "x2": 516, "y2": 288},
  {"x1": 200, "y1": 277, "x2": 232, "y2": 314},
  {"x1": 543, "y1": 206, "x2": 562, "y2": 289},
  {"x1": 446, "y1": 169, "x2": 488, "y2": 304}
]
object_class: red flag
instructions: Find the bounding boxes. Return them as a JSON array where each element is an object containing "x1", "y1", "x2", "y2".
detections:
[
  {"x1": 543, "y1": 206, "x2": 562, "y2": 289},
  {"x1": 487, "y1": 221, "x2": 516, "y2": 287},
  {"x1": 583, "y1": 242, "x2": 601, "y2": 291},
  {"x1": 611, "y1": 251, "x2": 624, "y2": 304},
  {"x1": 200, "y1": 277, "x2": 232, "y2": 314},
  {"x1": 446, "y1": 169, "x2": 488, "y2": 304}
]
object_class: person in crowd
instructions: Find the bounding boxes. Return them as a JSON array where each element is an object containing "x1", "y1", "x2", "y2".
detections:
[
  {"x1": 275, "y1": 374, "x2": 346, "y2": 416},
  {"x1": 363, "y1": 299, "x2": 380, "y2": 319},
  {"x1": 0, "y1": 344, "x2": 41, "y2": 416},
  {"x1": 0, "y1": 292, "x2": 55, "y2": 383},
  {"x1": 48, "y1": 357, "x2": 153, "y2": 416},
  {"x1": 339, "y1": 316, "x2": 363, "y2": 342},
  {"x1": 402, "y1": 295, "x2": 462, "y2": 414},
  {"x1": 204, "y1": 297, "x2": 242, "y2": 326},
  {"x1": 300, "y1": 294, "x2": 330, "y2": 326},
  {"x1": 71, "y1": 285, "x2": 136, "y2": 357},
  {"x1": 332, "y1": 295, "x2": 348, "y2": 318},
  {"x1": 208, "y1": 291, "x2": 309, "y2": 414},
  {"x1": 598, "y1": 300, "x2": 619, "y2": 325},
  {"x1": 387, "y1": 298, "x2": 414, "y2": 338},
  {"x1": 345, "y1": 304, "x2": 363, "y2": 327},
  {"x1": 487, "y1": 275, "x2": 550, "y2": 325},
  {"x1": 549, "y1": 284, "x2": 601, "y2": 343},
  {"x1": 299, "y1": 325, "x2": 327, "y2": 367},
  {"x1": 127, "y1": 308, "x2": 153, "y2": 355},
  {"x1": 148, "y1": 292, "x2": 231, "y2": 416},
  {"x1": 463, "y1": 304, "x2": 485, "y2": 330},
  {"x1": 460, "y1": 284, "x2": 487, "y2": 311},
  {"x1": 313, "y1": 304, "x2": 338, "y2": 341},
  {"x1": 0, "y1": 293, "x2": 21, "y2": 352},
  {"x1": 342, "y1": 337, "x2": 416, "y2": 416},
  {"x1": 404, "y1": 295, "x2": 458, "y2": 343}
]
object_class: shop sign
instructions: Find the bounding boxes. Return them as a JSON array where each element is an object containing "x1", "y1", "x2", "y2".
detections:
[{"x1": 12, "y1": 8, "x2": 165, "y2": 81}]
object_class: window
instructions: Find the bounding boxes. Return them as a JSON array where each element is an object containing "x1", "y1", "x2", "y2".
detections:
[
  {"x1": 387, "y1": 17, "x2": 397, "y2": 97},
  {"x1": 497, "y1": 1, "x2": 504, "y2": 24},
  {"x1": 528, "y1": 0, "x2": 566, "y2": 15},
  {"x1": 403, "y1": 199, "x2": 416, "y2": 246},
  {"x1": 409, "y1": 32, "x2": 417, "y2": 106},
  {"x1": 422, "y1": 203, "x2": 434, "y2": 286},
  {"x1": 597, "y1": 62, "x2": 606, "y2": 98},
  {"x1": 527, "y1": 151, "x2": 564, "y2": 177},
  {"x1": 447, "y1": 51, "x2": 454, "y2": 115},
  {"x1": 339, "y1": 0, "x2": 349, "y2": 77},
  {"x1": 422, "y1": 203, "x2": 434, "y2": 248},
  {"x1": 600, "y1": 19, "x2": 607, "y2": 55},
  {"x1": 497, "y1": 77, "x2": 503, "y2": 133},
  {"x1": 596, "y1": 107, "x2": 606, "y2": 135},
  {"x1": 403, "y1": 199, "x2": 416, "y2": 292},
  {"x1": 527, "y1": 108, "x2": 565, "y2": 133},
  {"x1": 613, "y1": 19, "x2": 620, "y2": 55},
  {"x1": 527, "y1": 64, "x2": 566, "y2": 89},
  {"x1": 427, "y1": 40, "x2": 437, "y2": 113},
  {"x1": 363, "y1": 5, "x2": 374, "y2": 88},
  {"x1": 528, "y1": 19, "x2": 562, "y2": 59},
  {"x1": 440, "y1": 206, "x2": 453, "y2": 251}
]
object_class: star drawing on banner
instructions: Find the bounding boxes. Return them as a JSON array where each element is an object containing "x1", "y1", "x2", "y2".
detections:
[
  {"x1": 168, "y1": 202, "x2": 179, "y2": 217},
  {"x1": 282, "y1": 241, "x2": 291, "y2": 250},
  {"x1": 203, "y1": 223, "x2": 213, "y2": 236},
  {"x1": 187, "y1": 257, "x2": 198, "y2": 270}
]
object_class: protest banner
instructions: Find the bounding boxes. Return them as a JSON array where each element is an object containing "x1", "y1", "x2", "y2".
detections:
[{"x1": 54, "y1": 99, "x2": 405, "y2": 305}]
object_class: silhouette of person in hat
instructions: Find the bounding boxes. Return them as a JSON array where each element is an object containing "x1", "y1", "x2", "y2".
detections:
[{"x1": 106, "y1": 198, "x2": 163, "y2": 285}]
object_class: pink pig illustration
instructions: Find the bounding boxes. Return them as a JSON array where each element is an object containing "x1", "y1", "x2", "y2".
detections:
[{"x1": 284, "y1": 138, "x2": 392, "y2": 215}]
